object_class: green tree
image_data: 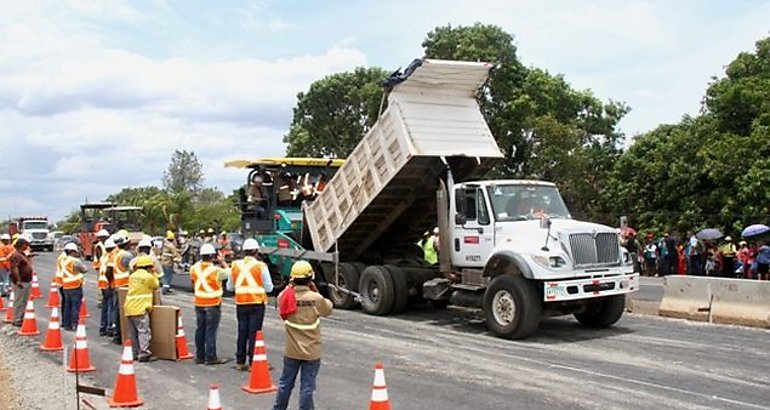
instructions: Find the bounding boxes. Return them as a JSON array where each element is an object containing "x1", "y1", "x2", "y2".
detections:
[
  {"x1": 284, "y1": 67, "x2": 389, "y2": 158},
  {"x1": 162, "y1": 149, "x2": 204, "y2": 194}
]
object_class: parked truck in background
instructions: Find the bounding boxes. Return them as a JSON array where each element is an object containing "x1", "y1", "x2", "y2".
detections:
[
  {"x1": 231, "y1": 59, "x2": 639, "y2": 339},
  {"x1": 9, "y1": 216, "x2": 53, "y2": 251}
]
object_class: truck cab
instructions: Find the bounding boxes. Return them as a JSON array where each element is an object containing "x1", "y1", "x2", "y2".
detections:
[{"x1": 12, "y1": 217, "x2": 53, "y2": 251}]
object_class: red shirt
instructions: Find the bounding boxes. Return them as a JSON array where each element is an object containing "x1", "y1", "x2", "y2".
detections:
[{"x1": 9, "y1": 251, "x2": 33, "y2": 283}]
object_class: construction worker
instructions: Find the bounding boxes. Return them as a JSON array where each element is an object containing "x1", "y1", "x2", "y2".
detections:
[
  {"x1": 92, "y1": 229, "x2": 110, "y2": 307},
  {"x1": 227, "y1": 238, "x2": 273, "y2": 370},
  {"x1": 125, "y1": 255, "x2": 160, "y2": 362},
  {"x1": 272, "y1": 261, "x2": 333, "y2": 410},
  {"x1": 0, "y1": 233, "x2": 12, "y2": 297},
  {"x1": 108, "y1": 230, "x2": 134, "y2": 345},
  {"x1": 719, "y1": 236, "x2": 738, "y2": 278},
  {"x1": 203, "y1": 228, "x2": 215, "y2": 244},
  {"x1": 418, "y1": 228, "x2": 439, "y2": 265},
  {"x1": 9, "y1": 238, "x2": 33, "y2": 327},
  {"x1": 60, "y1": 242, "x2": 88, "y2": 331},
  {"x1": 99, "y1": 237, "x2": 117, "y2": 336},
  {"x1": 189, "y1": 243, "x2": 229, "y2": 365},
  {"x1": 131, "y1": 237, "x2": 163, "y2": 278},
  {"x1": 160, "y1": 230, "x2": 181, "y2": 294}
]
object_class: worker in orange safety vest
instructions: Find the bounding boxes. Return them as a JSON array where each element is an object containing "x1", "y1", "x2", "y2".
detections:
[
  {"x1": 60, "y1": 242, "x2": 88, "y2": 331},
  {"x1": 98, "y1": 237, "x2": 117, "y2": 336},
  {"x1": 227, "y1": 238, "x2": 273, "y2": 370},
  {"x1": 107, "y1": 231, "x2": 134, "y2": 344},
  {"x1": 189, "y1": 243, "x2": 229, "y2": 365}
]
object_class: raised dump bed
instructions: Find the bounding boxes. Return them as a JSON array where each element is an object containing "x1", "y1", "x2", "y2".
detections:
[{"x1": 303, "y1": 59, "x2": 504, "y2": 261}]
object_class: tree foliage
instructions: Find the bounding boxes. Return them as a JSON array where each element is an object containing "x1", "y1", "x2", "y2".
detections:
[
  {"x1": 284, "y1": 67, "x2": 389, "y2": 158},
  {"x1": 162, "y1": 149, "x2": 204, "y2": 194},
  {"x1": 605, "y1": 37, "x2": 770, "y2": 235}
]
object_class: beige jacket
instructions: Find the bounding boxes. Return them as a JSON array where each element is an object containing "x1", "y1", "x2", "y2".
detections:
[{"x1": 282, "y1": 285, "x2": 333, "y2": 361}]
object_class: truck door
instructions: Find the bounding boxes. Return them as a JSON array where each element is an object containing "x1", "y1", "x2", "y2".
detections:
[{"x1": 451, "y1": 186, "x2": 495, "y2": 268}]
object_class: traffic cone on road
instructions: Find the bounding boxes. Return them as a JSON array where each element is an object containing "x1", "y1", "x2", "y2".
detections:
[
  {"x1": 0, "y1": 293, "x2": 5, "y2": 312},
  {"x1": 175, "y1": 313, "x2": 194, "y2": 360},
  {"x1": 40, "y1": 307, "x2": 64, "y2": 351},
  {"x1": 18, "y1": 300, "x2": 40, "y2": 336},
  {"x1": 242, "y1": 330, "x2": 277, "y2": 394},
  {"x1": 369, "y1": 362, "x2": 391, "y2": 410},
  {"x1": 79, "y1": 297, "x2": 90, "y2": 318},
  {"x1": 107, "y1": 340, "x2": 144, "y2": 408},
  {"x1": 207, "y1": 384, "x2": 223, "y2": 410},
  {"x1": 46, "y1": 283, "x2": 60, "y2": 308},
  {"x1": 3, "y1": 290, "x2": 13, "y2": 323},
  {"x1": 67, "y1": 318, "x2": 96, "y2": 373},
  {"x1": 30, "y1": 272, "x2": 42, "y2": 299}
]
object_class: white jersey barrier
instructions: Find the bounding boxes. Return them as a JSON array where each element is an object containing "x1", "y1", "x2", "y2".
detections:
[{"x1": 658, "y1": 275, "x2": 712, "y2": 321}]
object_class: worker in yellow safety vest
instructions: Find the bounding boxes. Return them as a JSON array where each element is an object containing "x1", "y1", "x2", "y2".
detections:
[
  {"x1": 107, "y1": 231, "x2": 134, "y2": 345},
  {"x1": 189, "y1": 243, "x2": 229, "y2": 365},
  {"x1": 60, "y1": 242, "x2": 88, "y2": 331},
  {"x1": 272, "y1": 261, "x2": 333, "y2": 410},
  {"x1": 227, "y1": 238, "x2": 273, "y2": 370},
  {"x1": 124, "y1": 255, "x2": 160, "y2": 362},
  {"x1": 98, "y1": 237, "x2": 117, "y2": 336}
]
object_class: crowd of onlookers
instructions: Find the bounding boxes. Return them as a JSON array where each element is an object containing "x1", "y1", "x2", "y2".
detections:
[{"x1": 620, "y1": 230, "x2": 770, "y2": 281}]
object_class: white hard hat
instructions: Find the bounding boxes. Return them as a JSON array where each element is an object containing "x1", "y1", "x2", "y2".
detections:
[
  {"x1": 97, "y1": 229, "x2": 110, "y2": 237},
  {"x1": 0, "y1": 233, "x2": 10, "y2": 240},
  {"x1": 104, "y1": 238, "x2": 116, "y2": 249},
  {"x1": 200, "y1": 243, "x2": 216, "y2": 256},
  {"x1": 113, "y1": 232, "x2": 129, "y2": 246},
  {"x1": 433, "y1": 227, "x2": 439, "y2": 234},
  {"x1": 242, "y1": 238, "x2": 260, "y2": 251},
  {"x1": 64, "y1": 242, "x2": 79, "y2": 252},
  {"x1": 138, "y1": 238, "x2": 152, "y2": 248}
]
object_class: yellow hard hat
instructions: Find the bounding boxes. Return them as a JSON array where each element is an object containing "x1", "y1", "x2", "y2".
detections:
[
  {"x1": 134, "y1": 255, "x2": 154, "y2": 269},
  {"x1": 207, "y1": 228, "x2": 214, "y2": 234},
  {"x1": 166, "y1": 230, "x2": 175, "y2": 240},
  {"x1": 199, "y1": 230, "x2": 205, "y2": 235},
  {"x1": 11, "y1": 233, "x2": 19, "y2": 240},
  {"x1": 290, "y1": 261, "x2": 314, "y2": 279}
]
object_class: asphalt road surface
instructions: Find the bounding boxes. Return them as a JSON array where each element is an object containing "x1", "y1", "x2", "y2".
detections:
[{"x1": 16, "y1": 252, "x2": 770, "y2": 409}]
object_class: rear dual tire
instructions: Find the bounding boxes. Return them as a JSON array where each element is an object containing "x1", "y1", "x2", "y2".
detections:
[{"x1": 359, "y1": 265, "x2": 410, "y2": 315}]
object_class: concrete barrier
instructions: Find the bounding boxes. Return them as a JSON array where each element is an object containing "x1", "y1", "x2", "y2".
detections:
[
  {"x1": 710, "y1": 278, "x2": 770, "y2": 328},
  {"x1": 658, "y1": 276, "x2": 713, "y2": 322}
]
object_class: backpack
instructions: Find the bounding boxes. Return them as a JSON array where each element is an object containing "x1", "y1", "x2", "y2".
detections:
[{"x1": 278, "y1": 286, "x2": 297, "y2": 320}]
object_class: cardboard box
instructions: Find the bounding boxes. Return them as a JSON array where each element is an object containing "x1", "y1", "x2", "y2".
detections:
[
  {"x1": 150, "y1": 306, "x2": 179, "y2": 360},
  {"x1": 117, "y1": 288, "x2": 162, "y2": 344}
]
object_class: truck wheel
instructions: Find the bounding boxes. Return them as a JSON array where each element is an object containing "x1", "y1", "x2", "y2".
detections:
[
  {"x1": 574, "y1": 295, "x2": 625, "y2": 328},
  {"x1": 359, "y1": 265, "x2": 395, "y2": 315},
  {"x1": 483, "y1": 275, "x2": 541, "y2": 340},
  {"x1": 328, "y1": 263, "x2": 360, "y2": 310},
  {"x1": 383, "y1": 265, "x2": 409, "y2": 314}
]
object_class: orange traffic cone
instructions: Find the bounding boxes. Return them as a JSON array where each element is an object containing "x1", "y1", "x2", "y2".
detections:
[
  {"x1": 30, "y1": 272, "x2": 42, "y2": 299},
  {"x1": 18, "y1": 300, "x2": 40, "y2": 336},
  {"x1": 0, "y1": 293, "x2": 5, "y2": 312},
  {"x1": 207, "y1": 384, "x2": 223, "y2": 410},
  {"x1": 3, "y1": 290, "x2": 13, "y2": 323},
  {"x1": 79, "y1": 297, "x2": 90, "y2": 318},
  {"x1": 67, "y1": 318, "x2": 96, "y2": 373},
  {"x1": 107, "y1": 339, "x2": 144, "y2": 408},
  {"x1": 40, "y1": 307, "x2": 64, "y2": 351},
  {"x1": 369, "y1": 362, "x2": 391, "y2": 410},
  {"x1": 175, "y1": 313, "x2": 194, "y2": 360},
  {"x1": 46, "y1": 283, "x2": 60, "y2": 308},
  {"x1": 242, "y1": 330, "x2": 277, "y2": 394}
]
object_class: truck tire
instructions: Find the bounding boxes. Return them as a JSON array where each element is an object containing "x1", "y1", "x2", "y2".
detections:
[
  {"x1": 328, "y1": 263, "x2": 360, "y2": 310},
  {"x1": 383, "y1": 265, "x2": 409, "y2": 314},
  {"x1": 359, "y1": 265, "x2": 395, "y2": 315},
  {"x1": 483, "y1": 275, "x2": 541, "y2": 340},
  {"x1": 574, "y1": 295, "x2": 625, "y2": 328}
]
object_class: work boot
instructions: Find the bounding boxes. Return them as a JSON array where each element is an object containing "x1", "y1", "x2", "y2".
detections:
[
  {"x1": 205, "y1": 357, "x2": 230, "y2": 366},
  {"x1": 235, "y1": 363, "x2": 249, "y2": 371},
  {"x1": 138, "y1": 354, "x2": 158, "y2": 363},
  {"x1": 195, "y1": 358, "x2": 205, "y2": 365},
  {"x1": 99, "y1": 329, "x2": 107, "y2": 336}
]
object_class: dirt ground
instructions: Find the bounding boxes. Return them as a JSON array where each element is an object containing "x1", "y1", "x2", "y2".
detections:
[{"x1": 0, "y1": 354, "x2": 15, "y2": 410}]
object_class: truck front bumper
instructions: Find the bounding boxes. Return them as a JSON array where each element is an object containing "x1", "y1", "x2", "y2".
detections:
[{"x1": 543, "y1": 273, "x2": 639, "y2": 302}]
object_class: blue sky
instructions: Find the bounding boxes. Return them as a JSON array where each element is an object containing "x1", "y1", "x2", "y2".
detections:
[{"x1": 1, "y1": 0, "x2": 769, "y2": 223}]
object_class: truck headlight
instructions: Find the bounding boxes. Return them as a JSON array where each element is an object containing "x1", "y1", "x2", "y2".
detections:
[
  {"x1": 622, "y1": 250, "x2": 631, "y2": 265},
  {"x1": 533, "y1": 255, "x2": 568, "y2": 269}
]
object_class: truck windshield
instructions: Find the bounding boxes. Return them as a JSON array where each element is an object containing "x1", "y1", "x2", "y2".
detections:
[
  {"x1": 487, "y1": 184, "x2": 571, "y2": 221},
  {"x1": 23, "y1": 221, "x2": 48, "y2": 230}
]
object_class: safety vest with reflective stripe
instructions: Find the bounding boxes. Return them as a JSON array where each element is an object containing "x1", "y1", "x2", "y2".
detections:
[
  {"x1": 92, "y1": 241, "x2": 106, "y2": 269},
  {"x1": 54, "y1": 252, "x2": 66, "y2": 287},
  {"x1": 113, "y1": 249, "x2": 132, "y2": 288},
  {"x1": 61, "y1": 256, "x2": 84, "y2": 290},
  {"x1": 284, "y1": 318, "x2": 320, "y2": 330},
  {"x1": 97, "y1": 248, "x2": 115, "y2": 289},
  {"x1": 231, "y1": 257, "x2": 267, "y2": 305},
  {"x1": 190, "y1": 262, "x2": 224, "y2": 307}
]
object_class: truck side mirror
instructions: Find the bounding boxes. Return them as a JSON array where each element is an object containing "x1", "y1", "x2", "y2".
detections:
[{"x1": 455, "y1": 213, "x2": 467, "y2": 226}]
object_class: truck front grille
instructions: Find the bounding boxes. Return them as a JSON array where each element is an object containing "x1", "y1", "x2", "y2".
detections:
[
  {"x1": 568, "y1": 233, "x2": 620, "y2": 267},
  {"x1": 32, "y1": 232, "x2": 47, "y2": 240}
]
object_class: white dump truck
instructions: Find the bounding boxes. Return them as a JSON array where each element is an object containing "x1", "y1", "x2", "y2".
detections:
[{"x1": 242, "y1": 59, "x2": 639, "y2": 339}]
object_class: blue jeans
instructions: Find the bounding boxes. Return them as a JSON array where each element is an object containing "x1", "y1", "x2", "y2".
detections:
[
  {"x1": 100, "y1": 288, "x2": 115, "y2": 332},
  {"x1": 272, "y1": 357, "x2": 321, "y2": 410},
  {"x1": 195, "y1": 305, "x2": 221, "y2": 361},
  {"x1": 0, "y1": 268, "x2": 9, "y2": 296},
  {"x1": 62, "y1": 287, "x2": 83, "y2": 329},
  {"x1": 236, "y1": 304, "x2": 266, "y2": 364},
  {"x1": 162, "y1": 266, "x2": 174, "y2": 289},
  {"x1": 111, "y1": 289, "x2": 123, "y2": 342}
]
